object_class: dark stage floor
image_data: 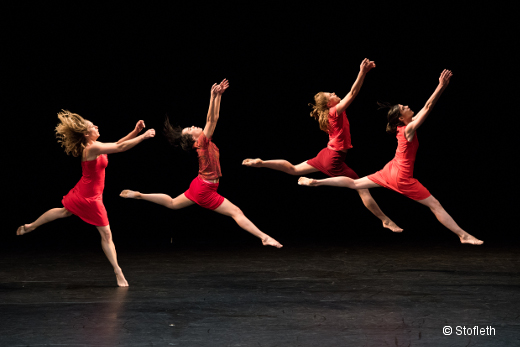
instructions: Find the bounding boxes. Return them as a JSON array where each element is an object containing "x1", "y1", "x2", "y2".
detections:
[{"x1": 1, "y1": 241, "x2": 519, "y2": 346}]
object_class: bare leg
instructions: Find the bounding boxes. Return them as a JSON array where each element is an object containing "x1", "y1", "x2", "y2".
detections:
[
  {"x1": 297, "y1": 177, "x2": 401, "y2": 232},
  {"x1": 97, "y1": 225, "x2": 129, "y2": 287},
  {"x1": 356, "y1": 189, "x2": 403, "y2": 232},
  {"x1": 243, "y1": 159, "x2": 319, "y2": 176},
  {"x1": 214, "y1": 199, "x2": 282, "y2": 248},
  {"x1": 17, "y1": 207, "x2": 72, "y2": 235},
  {"x1": 120, "y1": 190, "x2": 194, "y2": 210},
  {"x1": 299, "y1": 176, "x2": 380, "y2": 189},
  {"x1": 417, "y1": 195, "x2": 483, "y2": 245}
]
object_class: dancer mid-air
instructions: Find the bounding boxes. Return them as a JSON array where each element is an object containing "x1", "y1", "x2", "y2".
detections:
[
  {"x1": 120, "y1": 79, "x2": 282, "y2": 248},
  {"x1": 243, "y1": 58, "x2": 402, "y2": 232},
  {"x1": 16, "y1": 111, "x2": 156, "y2": 286},
  {"x1": 299, "y1": 70, "x2": 483, "y2": 245}
]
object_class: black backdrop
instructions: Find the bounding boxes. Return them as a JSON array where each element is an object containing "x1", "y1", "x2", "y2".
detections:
[{"x1": 3, "y1": 3, "x2": 517, "y2": 249}]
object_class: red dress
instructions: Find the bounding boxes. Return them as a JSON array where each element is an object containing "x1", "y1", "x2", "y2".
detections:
[
  {"x1": 184, "y1": 133, "x2": 225, "y2": 210},
  {"x1": 307, "y1": 106, "x2": 359, "y2": 179},
  {"x1": 368, "y1": 126, "x2": 431, "y2": 201},
  {"x1": 62, "y1": 154, "x2": 109, "y2": 226}
]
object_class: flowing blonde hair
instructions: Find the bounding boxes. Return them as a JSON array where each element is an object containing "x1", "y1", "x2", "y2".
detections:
[
  {"x1": 55, "y1": 110, "x2": 89, "y2": 157},
  {"x1": 309, "y1": 92, "x2": 330, "y2": 132}
]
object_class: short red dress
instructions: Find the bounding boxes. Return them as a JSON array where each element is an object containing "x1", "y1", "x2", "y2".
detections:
[
  {"x1": 368, "y1": 126, "x2": 431, "y2": 201},
  {"x1": 307, "y1": 106, "x2": 359, "y2": 179},
  {"x1": 184, "y1": 133, "x2": 225, "y2": 210},
  {"x1": 62, "y1": 154, "x2": 110, "y2": 226}
]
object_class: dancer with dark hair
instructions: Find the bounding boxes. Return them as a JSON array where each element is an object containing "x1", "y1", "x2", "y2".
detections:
[
  {"x1": 243, "y1": 58, "x2": 402, "y2": 233},
  {"x1": 16, "y1": 111, "x2": 156, "y2": 286},
  {"x1": 120, "y1": 79, "x2": 283, "y2": 248},
  {"x1": 299, "y1": 70, "x2": 483, "y2": 245}
]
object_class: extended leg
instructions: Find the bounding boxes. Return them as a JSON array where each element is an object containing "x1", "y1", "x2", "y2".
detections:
[
  {"x1": 356, "y1": 189, "x2": 403, "y2": 232},
  {"x1": 298, "y1": 175, "x2": 380, "y2": 189},
  {"x1": 17, "y1": 207, "x2": 72, "y2": 235},
  {"x1": 417, "y1": 195, "x2": 483, "y2": 245},
  {"x1": 120, "y1": 190, "x2": 195, "y2": 210},
  {"x1": 297, "y1": 176, "x2": 402, "y2": 232},
  {"x1": 214, "y1": 199, "x2": 282, "y2": 248},
  {"x1": 97, "y1": 225, "x2": 129, "y2": 287},
  {"x1": 243, "y1": 159, "x2": 319, "y2": 176}
]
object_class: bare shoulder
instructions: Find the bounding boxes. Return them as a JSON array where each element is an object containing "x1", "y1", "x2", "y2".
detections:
[
  {"x1": 89, "y1": 141, "x2": 104, "y2": 148},
  {"x1": 84, "y1": 141, "x2": 104, "y2": 159},
  {"x1": 404, "y1": 123, "x2": 416, "y2": 142}
]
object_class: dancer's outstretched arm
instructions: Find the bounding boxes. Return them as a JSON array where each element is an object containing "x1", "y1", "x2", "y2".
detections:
[
  {"x1": 405, "y1": 69, "x2": 453, "y2": 140},
  {"x1": 117, "y1": 120, "x2": 146, "y2": 143},
  {"x1": 203, "y1": 79, "x2": 228, "y2": 139},
  {"x1": 214, "y1": 78, "x2": 229, "y2": 117},
  {"x1": 88, "y1": 128, "x2": 155, "y2": 156},
  {"x1": 335, "y1": 58, "x2": 376, "y2": 114}
]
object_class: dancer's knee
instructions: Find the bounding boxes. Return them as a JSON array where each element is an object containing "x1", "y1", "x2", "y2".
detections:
[
  {"x1": 284, "y1": 164, "x2": 299, "y2": 175},
  {"x1": 98, "y1": 227, "x2": 113, "y2": 242},
  {"x1": 62, "y1": 208, "x2": 73, "y2": 217},
  {"x1": 428, "y1": 197, "x2": 443, "y2": 212},
  {"x1": 357, "y1": 188, "x2": 371, "y2": 199},
  {"x1": 229, "y1": 205, "x2": 244, "y2": 219},
  {"x1": 169, "y1": 199, "x2": 185, "y2": 210},
  {"x1": 357, "y1": 189, "x2": 374, "y2": 205}
]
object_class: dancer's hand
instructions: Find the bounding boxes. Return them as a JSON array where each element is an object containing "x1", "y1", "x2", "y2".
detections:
[
  {"x1": 143, "y1": 129, "x2": 155, "y2": 139},
  {"x1": 439, "y1": 69, "x2": 453, "y2": 86},
  {"x1": 217, "y1": 78, "x2": 229, "y2": 94},
  {"x1": 360, "y1": 58, "x2": 376, "y2": 74},
  {"x1": 210, "y1": 83, "x2": 219, "y2": 99},
  {"x1": 134, "y1": 120, "x2": 145, "y2": 133},
  {"x1": 242, "y1": 158, "x2": 263, "y2": 167}
]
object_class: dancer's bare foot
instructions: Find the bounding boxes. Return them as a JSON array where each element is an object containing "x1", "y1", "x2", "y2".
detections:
[
  {"x1": 114, "y1": 268, "x2": 129, "y2": 287},
  {"x1": 16, "y1": 224, "x2": 30, "y2": 235},
  {"x1": 298, "y1": 177, "x2": 318, "y2": 186},
  {"x1": 242, "y1": 158, "x2": 263, "y2": 167},
  {"x1": 383, "y1": 220, "x2": 403, "y2": 233},
  {"x1": 262, "y1": 236, "x2": 283, "y2": 248},
  {"x1": 120, "y1": 190, "x2": 140, "y2": 199},
  {"x1": 460, "y1": 233, "x2": 483, "y2": 245}
]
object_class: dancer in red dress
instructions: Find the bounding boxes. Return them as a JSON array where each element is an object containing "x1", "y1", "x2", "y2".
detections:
[
  {"x1": 120, "y1": 79, "x2": 282, "y2": 248},
  {"x1": 298, "y1": 70, "x2": 483, "y2": 245},
  {"x1": 243, "y1": 58, "x2": 402, "y2": 233},
  {"x1": 16, "y1": 110, "x2": 156, "y2": 286}
]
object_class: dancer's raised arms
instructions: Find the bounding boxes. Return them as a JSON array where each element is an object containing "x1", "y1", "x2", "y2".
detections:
[
  {"x1": 203, "y1": 79, "x2": 229, "y2": 139},
  {"x1": 402, "y1": 69, "x2": 453, "y2": 141},
  {"x1": 84, "y1": 120, "x2": 155, "y2": 160},
  {"x1": 334, "y1": 58, "x2": 376, "y2": 115}
]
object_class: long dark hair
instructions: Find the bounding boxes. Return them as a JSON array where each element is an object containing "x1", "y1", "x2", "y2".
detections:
[
  {"x1": 163, "y1": 116, "x2": 195, "y2": 151},
  {"x1": 377, "y1": 102, "x2": 403, "y2": 134}
]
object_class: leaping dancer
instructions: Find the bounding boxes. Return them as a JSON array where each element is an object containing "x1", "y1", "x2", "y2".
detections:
[
  {"x1": 120, "y1": 79, "x2": 282, "y2": 248},
  {"x1": 243, "y1": 58, "x2": 402, "y2": 233},
  {"x1": 299, "y1": 69, "x2": 483, "y2": 245}
]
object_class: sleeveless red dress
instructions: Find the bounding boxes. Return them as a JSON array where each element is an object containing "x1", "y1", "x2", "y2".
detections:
[
  {"x1": 368, "y1": 126, "x2": 431, "y2": 201},
  {"x1": 62, "y1": 154, "x2": 109, "y2": 226},
  {"x1": 184, "y1": 132, "x2": 225, "y2": 210}
]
